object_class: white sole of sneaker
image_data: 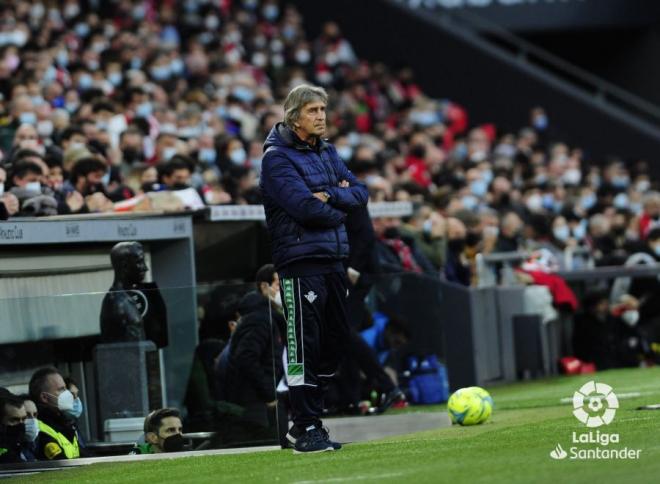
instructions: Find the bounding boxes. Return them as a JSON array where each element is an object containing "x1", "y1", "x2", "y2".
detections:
[{"x1": 293, "y1": 447, "x2": 334, "y2": 454}]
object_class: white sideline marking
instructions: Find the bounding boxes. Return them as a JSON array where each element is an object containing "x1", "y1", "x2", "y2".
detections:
[
  {"x1": 560, "y1": 391, "x2": 641, "y2": 404},
  {"x1": 292, "y1": 472, "x2": 404, "y2": 483}
]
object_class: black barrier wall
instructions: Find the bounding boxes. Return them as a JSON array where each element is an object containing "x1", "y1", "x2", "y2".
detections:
[{"x1": 292, "y1": 0, "x2": 660, "y2": 166}]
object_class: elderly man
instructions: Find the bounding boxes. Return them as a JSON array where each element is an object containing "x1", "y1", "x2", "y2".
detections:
[{"x1": 260, "y1": 84, "x2": 368, "y2": 453}]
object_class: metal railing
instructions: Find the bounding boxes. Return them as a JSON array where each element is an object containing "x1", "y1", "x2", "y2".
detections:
[
  {"x1": 390, "y1": 0, "x2": 660, "y2": 129},
  {"x1": 476, "y1": 246, "x2": 595, "y2": 287}
]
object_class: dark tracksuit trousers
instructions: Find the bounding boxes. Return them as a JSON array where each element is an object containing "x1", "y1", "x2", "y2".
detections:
[{"x1": 279, "y1": 268, "x2": 350, "y2": 428}]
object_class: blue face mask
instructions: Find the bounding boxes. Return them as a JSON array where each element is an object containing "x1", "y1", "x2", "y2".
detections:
[
  {"x1": 613, "y1": 193, "x2": 629, "y2": 209},
  {"x1": 108, "y1": 72, "x2": 123, "y2": 86},
  {"x1": 461, "y1": 195, "x2": 479, "y2": 211},
  {"x1": 150, "y1": 66, "x2": 172, "y2": 81},
  {"x1": 170, "y1": 58, "x2": 185, "y2": 75},
  {"x1": 78, "y1": 74, "x2": 93, "y2": 90},
  {"x1": 232, "y1": 86, "x2": 255, "y2": 104},
  {"x1": 19, "y1": 112, "x2": 37, "y2": 125},
  {"x1": 336, "y1": 146, "x2": 353, "y2": 161},
  {"x1": 655, "y1": 245, "x2": 660, "y2": 258},
  {"x1": 542, "y1": 193, "x2": 555, "y2": 210},
  {"x1": 572, "y1": 222, "x2": 587, "y2": 240},
  {"x1": 136, "y1": 102, "x2": 153, "y2": 118},
  {"x1": 533, "y1": 115, "x2": 548, "y2": 131},
  {"x1": 470, "y1": 180, "x2": 488, "y2": 198},
  {"x1": 229, "y1": 148, "x2": 247, "y2": 165},
  {"x1": 553, "y1": 225, "x2": 570, "y2": 242},
  {"x1": 263, "y1": 5, "x2": 279, "y2": 21},
  {"x1": 612, "y1": 176, "x2": 630, "y2": 189},
  {"x1": 453, "y1": 144, "x2": 468, "y2": 161},
  {"x1": 198, "y1": 148, "x2": 216, "y2": 164},
  {"x1": 580, "y1": 193, "x2": 597, "y2": 211},
  {"x1": 64, "y1": 398, "x2": 83, "y2": 419}
]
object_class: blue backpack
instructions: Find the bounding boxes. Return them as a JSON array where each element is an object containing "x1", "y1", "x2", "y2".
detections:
[{"x1": 406, "y1": 355, "x2": 449, "y2": 404}]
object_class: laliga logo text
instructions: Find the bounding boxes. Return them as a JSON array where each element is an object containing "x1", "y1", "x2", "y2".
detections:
[{"x1": 549, "y1": 381, "x2": 641, "y2": 461}]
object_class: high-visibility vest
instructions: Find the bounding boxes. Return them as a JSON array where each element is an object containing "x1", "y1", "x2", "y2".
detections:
[{"x1": 38, "y1": 420, "x2": 80, "y2": 459}]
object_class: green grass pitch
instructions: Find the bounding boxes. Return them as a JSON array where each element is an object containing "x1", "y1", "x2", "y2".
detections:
[{"x1": 18, "y1": 367, "x2": 660, "y2": 483}]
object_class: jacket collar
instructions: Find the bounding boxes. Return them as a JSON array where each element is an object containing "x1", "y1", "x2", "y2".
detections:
[{"x1": 276, "y1": 123, "x2": 329, "y2": 152}]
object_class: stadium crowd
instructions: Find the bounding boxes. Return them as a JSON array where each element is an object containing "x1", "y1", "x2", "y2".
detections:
[
  {"x1": 0, "y1": 1, "x2": 658, "y2": 270},
  {"x1": 1, "y1": 0, "x2": 660, "y2": 462}
]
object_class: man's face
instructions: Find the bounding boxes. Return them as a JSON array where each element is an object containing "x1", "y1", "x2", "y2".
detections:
[
  {"x1": 48, "y1": 166, "x2": 64, "y2": 189},
  {"x1": 14, "y1": 171, "x2": 41, "y2": 188},
  {"x1": 66, "y1": 133, "x2": 88, "y2": 149},
  {"x1": 148, "y1": 416, "x2": 183, "y2": 452},
  {"x1": 1, "y1": 403, "x2": 27, "y2": 427},
  {"x1": 87, "y1": 170, "x2": 106, "y2": 187},
  {"x1": 165, "y1": 168, "x2": 191, "y2": 187},
  {"x1": 40, "y1": 373, "x2": 67, "y2": 408},
  {"x1": 260, "y1": 273, "x2": 280, "y2": 300},
  {"x1": 295, "y1": 101, "x2": 326, "y2": 139},
  {"x1": 14, "y1": 125, "x2": 39, "y2": 146}
]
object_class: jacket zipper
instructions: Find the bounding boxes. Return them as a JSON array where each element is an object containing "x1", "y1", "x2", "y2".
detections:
[{"x1": 318, "y1": 151, "x2": 342, "y2": 257}]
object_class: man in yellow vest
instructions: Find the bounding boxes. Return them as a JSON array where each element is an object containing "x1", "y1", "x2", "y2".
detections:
[{"x1": 28, "y1": 367, "x2": 81, "y2": 460}]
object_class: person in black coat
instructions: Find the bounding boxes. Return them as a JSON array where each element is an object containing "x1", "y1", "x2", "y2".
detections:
[{"x1": 219, "y1": 265, "x2": 284, "y2": 442}]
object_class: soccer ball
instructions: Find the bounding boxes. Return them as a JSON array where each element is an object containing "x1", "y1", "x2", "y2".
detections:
[
  {"x1": 464, "y1": 386, "x2": 494, "y2": 423},
  {"x1": 447, "y1": 387, "x2": 493, "y2": 425}
]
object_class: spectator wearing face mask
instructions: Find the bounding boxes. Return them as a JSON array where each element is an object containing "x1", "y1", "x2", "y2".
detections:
[
  {"x1": 0, "y1": 391, "x2": 36, "y2": 464},
  {"x1": 17, "y1": 394, "x2": 39, "y2": 461},
  {"x1": 131, "y1": 408, "x2": 185, "y2": 454},
  {"x1": 0, "y1": 166, "x2": 20, "y2": 220},
  {"x1": 8, "y1": 160, "x2": 60, "y2": 216},
  {"x1": 63, "y1": 157, "x2": 114, "y2": 213},
  {"x1": 63, "y1": 377, "x2": 86, "y2": 449},
  {"x1": 28, "y1": 367, "x2": 81, "y2": 460},
  {"x1": 372, "y1": 216, "x2": 436, "y2": 275},
  {"x1": 573, "y1": 291, "x2": 651, "y2": 370},
  {"x1": 158, "y1": 156, "x2": 193, "y2": 190}
]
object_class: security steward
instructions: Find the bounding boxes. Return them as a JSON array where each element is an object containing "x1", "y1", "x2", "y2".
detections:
[{"x1": 28, "y1": 367, "x2": 81, "y2": 460}]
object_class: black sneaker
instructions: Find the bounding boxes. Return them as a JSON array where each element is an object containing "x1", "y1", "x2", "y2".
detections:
[
  {"x1": 319, "y1": 426, "x2": 342, "y2": 450},
  {"x1": 293, "y1": 426, "x2": 334, "y2": 454},
  {"x1": 287, "y1": 425, "x2": 342, "y2": 450}
]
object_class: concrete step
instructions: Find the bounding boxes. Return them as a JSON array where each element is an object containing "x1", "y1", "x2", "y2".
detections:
[{"x1": 324, "y1": 411, "x2": 451, "y2": 443}]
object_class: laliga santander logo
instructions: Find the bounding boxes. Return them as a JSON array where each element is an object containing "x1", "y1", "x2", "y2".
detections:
[{"x1": 572, "y1": 381, "x2": 619, "y2": 428}]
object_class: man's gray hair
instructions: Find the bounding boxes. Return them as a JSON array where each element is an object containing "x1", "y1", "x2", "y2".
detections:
[{"x1": 283, "y1": 84, "x2": 328, "y2": 128}]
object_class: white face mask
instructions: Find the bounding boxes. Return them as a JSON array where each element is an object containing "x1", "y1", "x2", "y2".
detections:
[
  {"x1": 24, "y1": 418, "x2": 39, "y2": 442},
  {"x1": 25, "y1": 181, "x2": 42, "y2": 193},
  {"x1": 48, "y1": 389, "x2": 75, "y2": 412},
  {"x1": 0, "y1": 182, "x2": 4, "y2": 196},
  {"x1": 271, "y1": 291, "x2": 282, "y2": 308}
]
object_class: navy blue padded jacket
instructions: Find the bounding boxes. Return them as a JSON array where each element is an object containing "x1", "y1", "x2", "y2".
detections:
[{"x1": 260, "y1": 123, "x2": 368, "y2": 270}]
